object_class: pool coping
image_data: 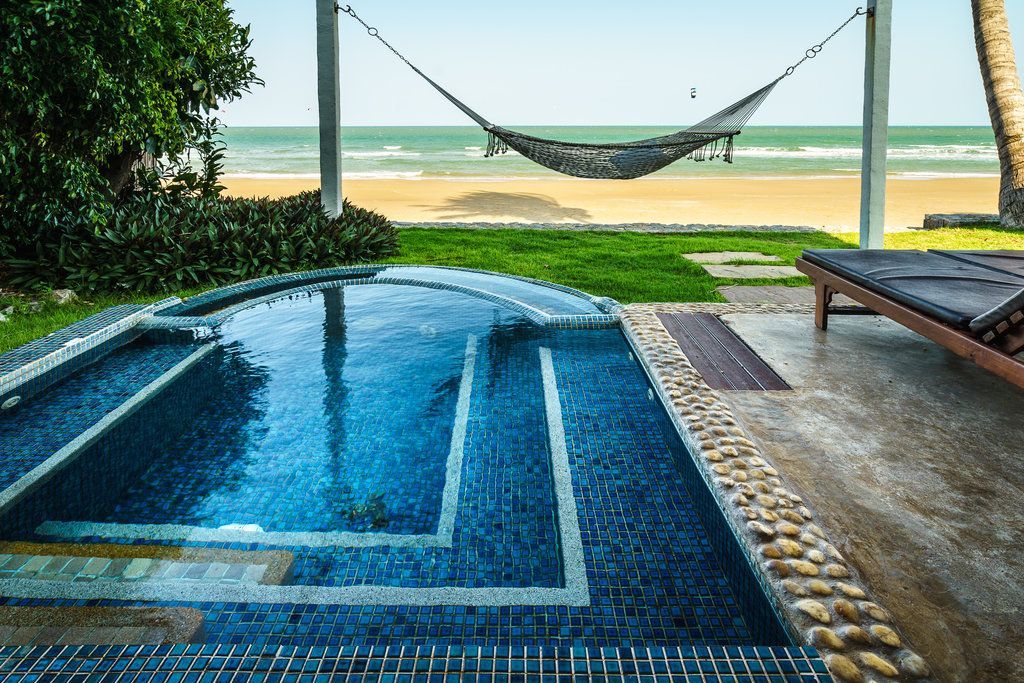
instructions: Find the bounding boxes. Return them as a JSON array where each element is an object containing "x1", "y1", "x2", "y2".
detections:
[
  {"x1": 0, "y1": 643, "x2": 831, "y2": 681},
  {"x1": 620, "y1": 302, "x2": 932, "y2": 682}
]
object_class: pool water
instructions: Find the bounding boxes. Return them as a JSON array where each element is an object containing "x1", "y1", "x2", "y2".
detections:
[{"x1": 0, "y1": 278, "x2": 788, "y2": 648}]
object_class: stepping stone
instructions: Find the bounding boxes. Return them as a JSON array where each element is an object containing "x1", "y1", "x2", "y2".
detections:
[
  {"x1": 0, "y1": 606, "x2": 205, "y2": 646},
  {"x1": 718, "y1": 286, "x2": 858, "y2": 306},
  {"x1": 703, "y1": 265, "x2": 803, "y2": 279},
  {"x1": 0, "y1": 541, "x2": 295, "y2": 586},
  {"x1": 683, "y1": 251, "x2": 782, "y2": 264}
]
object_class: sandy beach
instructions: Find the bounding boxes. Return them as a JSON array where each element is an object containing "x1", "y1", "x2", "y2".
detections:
[{"x1": 220, "y1": 176, "x2": 999, "y2": 230}]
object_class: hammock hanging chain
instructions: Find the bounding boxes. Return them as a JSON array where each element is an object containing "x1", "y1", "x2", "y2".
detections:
[
  {"x1": 337, "y1": 5, "x2": 414, "y2": 70},
  {"x1": 781, "y1": 6, "x2": 870, "y2": 78}
]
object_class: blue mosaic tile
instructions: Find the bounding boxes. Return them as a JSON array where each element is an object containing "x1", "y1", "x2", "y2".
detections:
[
  {"x1": 0, "y1": 643, "x2": 830, "y2": 682},
  {"x1": 0, "y1": 340, "x2": 201, "y2": 491}
]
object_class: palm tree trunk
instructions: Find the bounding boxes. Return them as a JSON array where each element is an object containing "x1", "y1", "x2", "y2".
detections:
[{"x1": 973, "y1": 0, "x2": 1024, "y2": 227}]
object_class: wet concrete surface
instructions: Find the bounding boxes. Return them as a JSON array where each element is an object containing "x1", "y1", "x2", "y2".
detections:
[{"x1": 720, "y1": 314, "x2": 1023, "y2": 683}]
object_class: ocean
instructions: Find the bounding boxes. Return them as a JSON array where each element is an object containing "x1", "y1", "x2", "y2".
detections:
[{"x1": 219, "y1": 126, "x2": 998, "y2": 181}]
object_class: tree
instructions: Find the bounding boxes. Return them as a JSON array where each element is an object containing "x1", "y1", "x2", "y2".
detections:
[
  {"x1": 972, "y1": 0, "x2": 1024, "y2": 227},
  {"x1": 0, "y1": 0, "x2": 260, "y2": 249}
]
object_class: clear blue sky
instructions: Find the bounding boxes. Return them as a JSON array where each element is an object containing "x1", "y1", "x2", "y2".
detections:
[{"x1": 221, "y1": 0, "x2": 1024, "y2": 127}]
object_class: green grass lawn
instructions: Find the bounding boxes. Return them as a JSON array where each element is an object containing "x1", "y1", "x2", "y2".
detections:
[{"x1": 2, "y1": 226, "x2": 1022, "y2": 355}]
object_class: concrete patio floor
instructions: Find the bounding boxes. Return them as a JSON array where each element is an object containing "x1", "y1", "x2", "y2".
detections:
[{"x1": 718, "y1": 313, "x2": 1023, "y2": 683}]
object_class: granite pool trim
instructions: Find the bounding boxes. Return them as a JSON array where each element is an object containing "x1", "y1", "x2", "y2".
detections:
[
  {"x1": 36, "y1": 334, "x2": 480, "y2": 550},
  {"x1": 142, "y1": 276, "x2": 619, "y2": 332},
  {"x1": 620, "y1": 302, "x2": 932, "y2": 682},
  {"x1": 154, "y1": 265, "x2": 621, "y2": 319},
  {"x1": 0, "y1": 345, "x2": 215, "y2": 521},
  {"x1": 4, "y1": 343, "x2": 591, "y2": 608}
]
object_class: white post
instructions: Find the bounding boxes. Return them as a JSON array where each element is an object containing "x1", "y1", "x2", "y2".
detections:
[
  {"x1": 316, "y1": 0, "x2": 343, "y2": 218},
  {"x1": 859, "y1": 0, "x2": 892, "y2": 249}
]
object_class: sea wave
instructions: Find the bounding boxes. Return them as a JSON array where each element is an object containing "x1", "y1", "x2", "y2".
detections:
[
  {"x1": 222, "y1": 172, "x2": 321, "y2": 180},
  {"x1": 343, "y1": 171, "x2": 424, "y2": 180},
  {"x1": 341, "y1": 151, "x2": 422, "y2": 158},
  {"x1": 739, "y1": 145, "x2": 997, "y2": 161}
]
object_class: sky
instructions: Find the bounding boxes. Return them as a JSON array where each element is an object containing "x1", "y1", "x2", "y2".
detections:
[{"x1": 220, "y1": 0, "x2": 1024, "y2": 127}]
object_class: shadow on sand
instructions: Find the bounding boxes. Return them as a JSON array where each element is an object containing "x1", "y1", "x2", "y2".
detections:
[{"x1": 419, "y1": 191, "x2": 592, "y2": 223}]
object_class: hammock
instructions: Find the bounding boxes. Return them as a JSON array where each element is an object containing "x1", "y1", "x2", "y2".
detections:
[{"x1": 339, "y1": 5, "x2": 868, "y2": 180}]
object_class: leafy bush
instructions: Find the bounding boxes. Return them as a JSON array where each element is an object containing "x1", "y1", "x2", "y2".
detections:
[
  {"x1": 0, "y1": 0, "x2": 260, "y2": 246},
  {"x1": 4, "y1": 192, "x2": 399, "y2": 293}
]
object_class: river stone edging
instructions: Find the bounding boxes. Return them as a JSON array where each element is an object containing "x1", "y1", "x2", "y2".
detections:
[
  {"x1": 621, "y1": 302, "x2": 931, "y2": 683},
  {"x1": 395, "y1": 221, "x2": 820, "y2": 233}
]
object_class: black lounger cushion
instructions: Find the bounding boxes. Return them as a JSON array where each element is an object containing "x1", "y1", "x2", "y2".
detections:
[
  {"x1": 969, "y1": 289, "x2": 1024, "y2": 335},
  {"x1": 802, "y1": 249, "x2": 1024, "y2": 332},
  {"x1": 930, "y1": 250, "x2": 1024, "y2": 277}
]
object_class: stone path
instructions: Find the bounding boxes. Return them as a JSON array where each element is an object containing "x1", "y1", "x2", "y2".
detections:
[
  {"x1": 718, "y1": 286, "x2": 858, "y2": 307},
  {"x1": 683, "y1": 251, "x2": 804, "y2": 281},
  {"x1": 685, "y1": 251, "x2": 861, "y2": 308},
  {"x1": 682, "y1": 252, "x2": 783, "y2": 264},
  {"x1": 702, "y1": 265, "x2": 803, "y2": 279}
]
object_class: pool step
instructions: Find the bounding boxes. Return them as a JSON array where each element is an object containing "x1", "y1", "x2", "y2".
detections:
[
  {"x1": 0, "y1": 541, "x2": 294, "y2": 586},
  {"x1": 0, "y1": 606, "x2": 204, "y2": 646}
]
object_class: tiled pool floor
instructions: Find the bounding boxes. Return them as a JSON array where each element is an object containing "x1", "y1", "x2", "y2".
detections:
[{"x1": 0, "y1": 284, "x2": 789, "y2": 654}]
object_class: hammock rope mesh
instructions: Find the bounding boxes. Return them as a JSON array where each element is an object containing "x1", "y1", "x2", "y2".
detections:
[{"x1": 338, "y1": 5, "x2": 868, "y2": 180}]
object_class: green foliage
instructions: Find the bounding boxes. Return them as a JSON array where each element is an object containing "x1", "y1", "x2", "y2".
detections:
[
  {"x1": 0, "y1": 0, "x2": 260, "y2": 247},
  {"x1": 4, "y1": 193, "x2": 400, "y2": 293}
]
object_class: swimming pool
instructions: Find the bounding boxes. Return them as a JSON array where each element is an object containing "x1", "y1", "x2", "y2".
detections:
[{"x1": 0, "y1": 268, "x2": 827, "y2": 677}]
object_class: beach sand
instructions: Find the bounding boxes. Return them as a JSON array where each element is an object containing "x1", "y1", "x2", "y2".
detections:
[{"x1": 220, "y1": 176, "x2": 999, "y2": 230}]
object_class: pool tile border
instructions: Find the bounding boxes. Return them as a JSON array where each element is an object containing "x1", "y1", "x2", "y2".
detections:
[
  {"x1": 621, "y1": 302, "x2": 932, "y2": 682},
  {"x1": 0, "y1": 643, "x2": 831, "y2": 682}
]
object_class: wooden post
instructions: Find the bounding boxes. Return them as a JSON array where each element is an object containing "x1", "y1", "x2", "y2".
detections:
[
  {"x1": 859, "y1": 0, "x2": 892, "y2": 249},
  {"x1": 316, "y1": 0, "x2": 343, "y2": 218}
]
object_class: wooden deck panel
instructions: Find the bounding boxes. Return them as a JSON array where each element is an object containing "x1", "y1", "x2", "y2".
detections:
[{"x1": 656, "y1": 313, "x2": 790, "y2": 391}]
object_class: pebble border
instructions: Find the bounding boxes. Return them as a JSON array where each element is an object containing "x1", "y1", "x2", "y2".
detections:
[
  {"x1": 396, "y1": 222, "x2": 821, "y2": 233},
  {"x1": 620, "y1": 302, "x2": 932, "y2": 683}
]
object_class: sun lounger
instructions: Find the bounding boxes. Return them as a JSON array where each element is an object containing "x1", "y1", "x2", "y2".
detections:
[{"x1": 795, "y1": 249, "x2": 1024, "y2": 389}]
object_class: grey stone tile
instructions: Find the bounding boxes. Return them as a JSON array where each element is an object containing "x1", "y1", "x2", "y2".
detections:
[
  {"x1": 122, "y1": 558, "x2": 152, "y2": 580},
  {"x1": 684, "y1": 251, "x2": 782, "y2": 264},
  {"x1": 704, "y1": 265, "x2": 803, "y2": 279}
]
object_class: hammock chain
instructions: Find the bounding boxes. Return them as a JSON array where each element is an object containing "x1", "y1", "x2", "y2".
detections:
[
  {"x1": 337, "y1": 4, "x2": 415, "y2": 70},
  {"x1": 781, "y1": 6, "x2": 869, "y2": 78}
]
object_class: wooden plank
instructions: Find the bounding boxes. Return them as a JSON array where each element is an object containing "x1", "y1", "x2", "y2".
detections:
[
  {"x1": 656, "y1": 313, "x2": 790, "y2": 391},
  {"x1": 796, "y1": 258, "x2": 1024, "y2": 390},
  {"x1": 671, "y1": 314, "x2": 761, "y2": 390},
  {"x1": 657, "y1": 313, "x2": 737, "y2": 390},
  {"x1": 693, "y1": 313, "x2": 790, "y2": 391}
]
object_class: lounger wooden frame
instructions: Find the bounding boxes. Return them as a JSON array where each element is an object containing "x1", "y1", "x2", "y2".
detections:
[{"x1": 795, "y1": 257, "x2": 1024, "y2": 390}]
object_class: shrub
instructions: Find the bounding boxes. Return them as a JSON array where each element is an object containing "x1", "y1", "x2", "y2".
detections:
[
  {"x1": 0, "y1": 0, "x2": 260, "y2": 245},
  {"x1": 3, "y1": 192, "x2": 399, "y2": 293}
]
